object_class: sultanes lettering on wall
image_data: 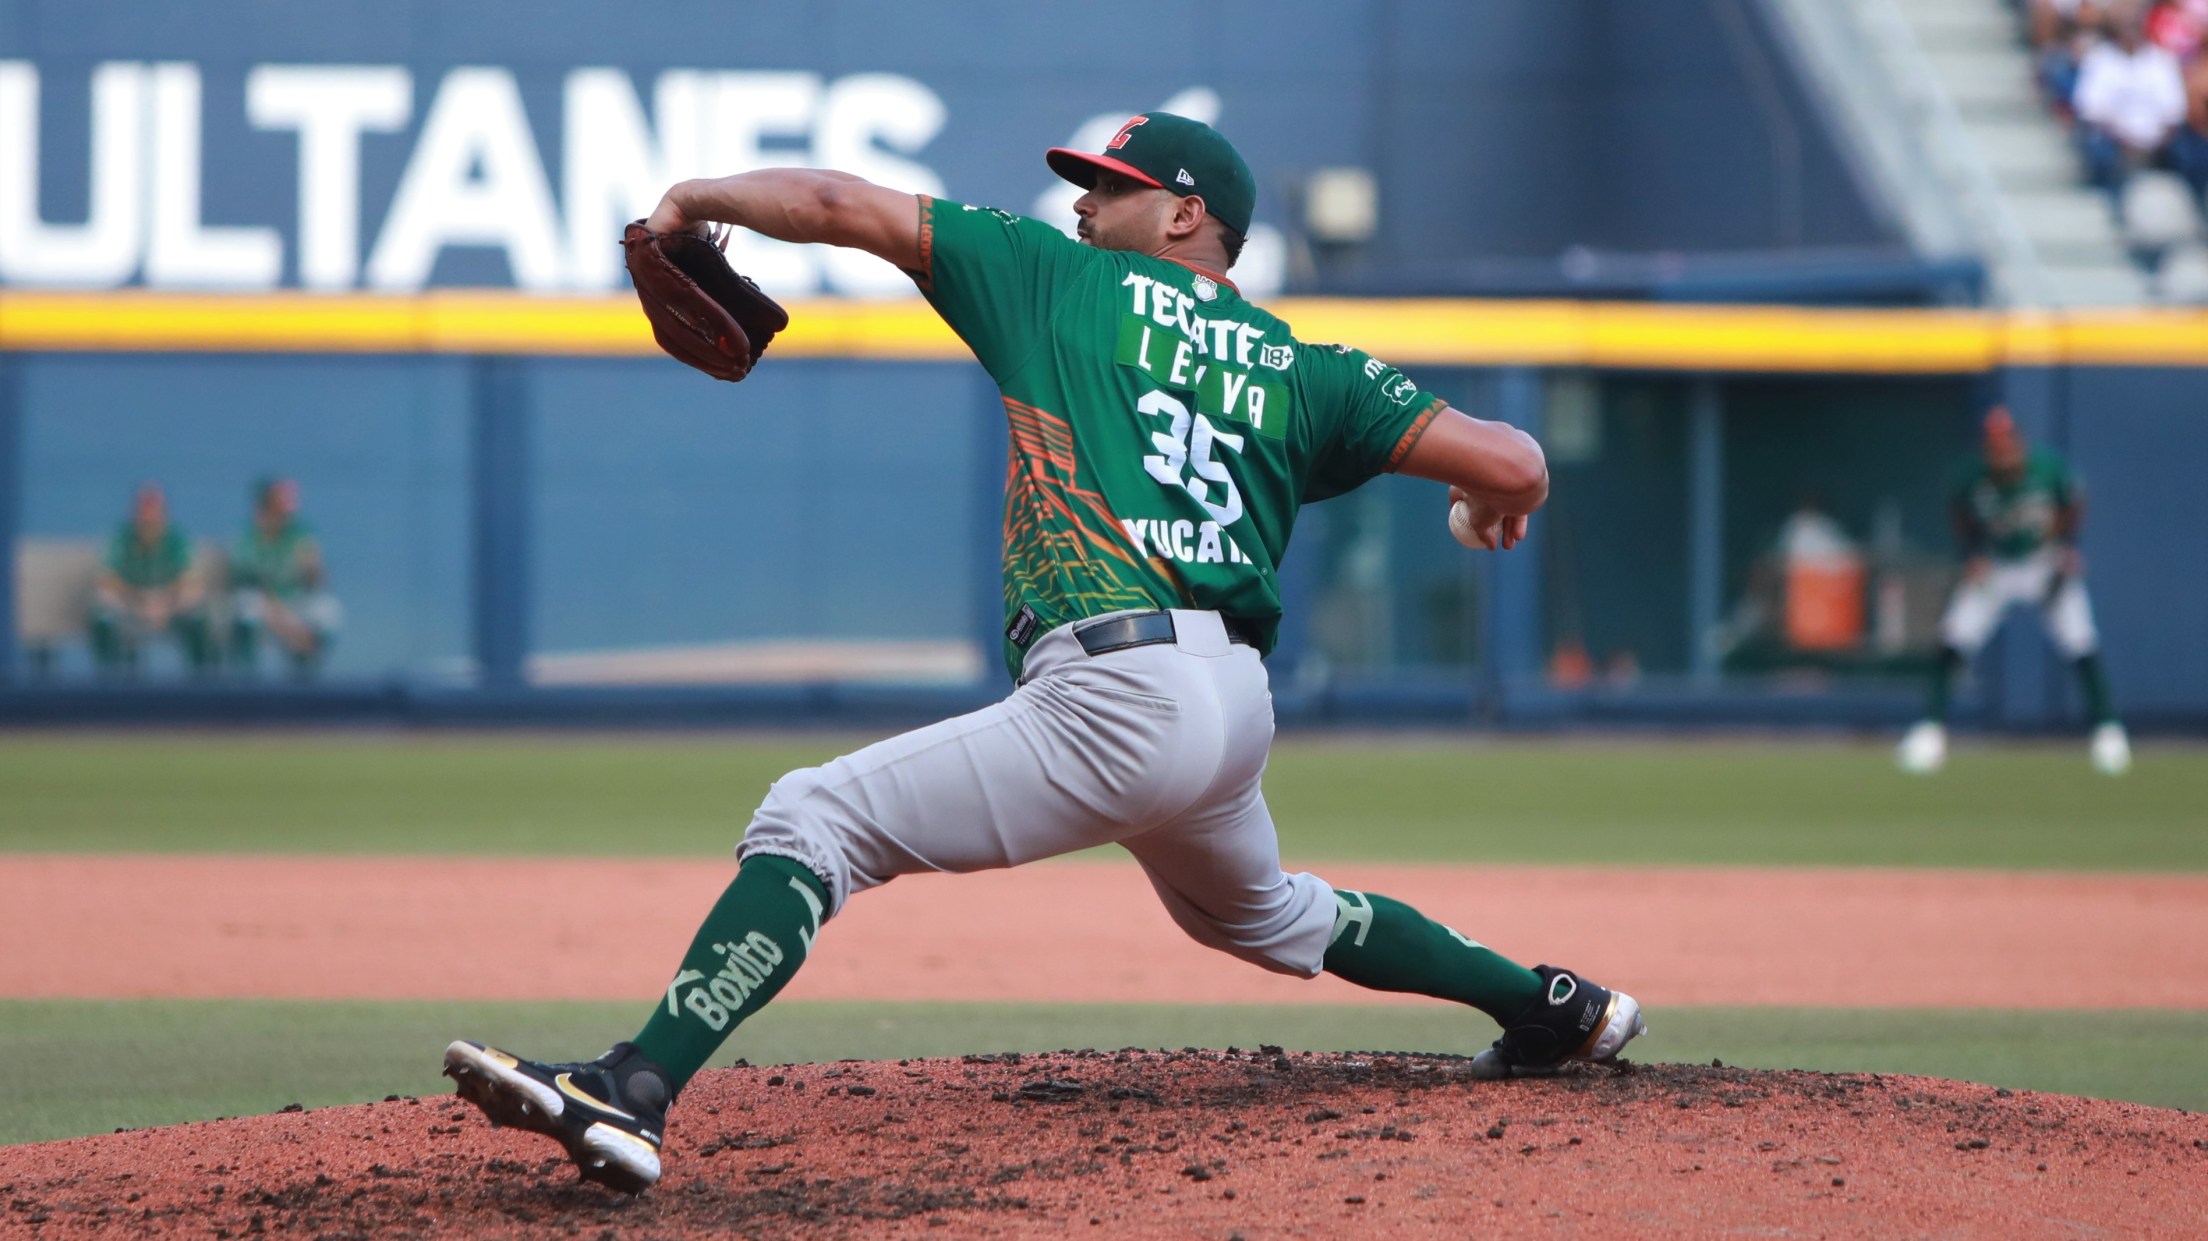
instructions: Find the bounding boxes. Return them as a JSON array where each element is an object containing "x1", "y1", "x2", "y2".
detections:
[{"x1": 0, "y1": 63, "x2": 948, "y2": 295}]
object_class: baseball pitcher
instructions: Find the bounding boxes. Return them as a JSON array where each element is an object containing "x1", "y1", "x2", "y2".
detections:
[
  {"x1": 1897, "y1": 406, "x2": 2129, "y2": 775},
  {"x1": 444, "y1": 113, "x2": 1645, "y2": 1192}
]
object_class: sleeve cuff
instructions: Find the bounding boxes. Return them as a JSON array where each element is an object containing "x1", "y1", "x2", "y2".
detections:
[
  {"x1": 906, "y1": 194, "x2": 938, "y2": 294},
  {"x1": 1384, "y1": 397, "x2": 1447, "y2": 472}
]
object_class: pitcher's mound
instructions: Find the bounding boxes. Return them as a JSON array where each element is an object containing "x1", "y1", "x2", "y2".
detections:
[{"x1": 5, "y1": 1050, "x2": 2202, "y2": 1238}]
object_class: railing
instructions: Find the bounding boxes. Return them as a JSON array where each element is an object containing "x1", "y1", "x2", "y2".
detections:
[
  {"x1": 1762, "y1": 0, "x2": 2051, "y2": 306},
  {"x1": 1858, "y1": 0, "x2": 2052, "y2": 305}
]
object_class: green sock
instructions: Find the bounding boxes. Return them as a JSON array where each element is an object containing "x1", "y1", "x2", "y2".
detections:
[
  {"x1": 90, "y1": 616, "x2": 124, "y2": 670},
  {"x1": 176, "y1": 615, "x2": 216, "y2": 672},
  {"x1": 632, "y1": 854, "x2": 828, "y2": 1094},
  {"x1": 1321, "y1": 889, "x2": 1542, "y2": 1022},
  {"x1": 1926, "y1": 646, "x2": 1961, "y2": 722},
  {"x1": 2074, "y1": 654, "x2": 2116, "y2": 726}
]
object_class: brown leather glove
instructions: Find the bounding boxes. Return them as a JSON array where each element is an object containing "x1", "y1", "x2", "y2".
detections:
[{"x1": 621, "y1": 221, "x2": 790, "y2": 381}]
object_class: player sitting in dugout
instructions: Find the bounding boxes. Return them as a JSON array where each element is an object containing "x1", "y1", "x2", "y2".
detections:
[
  {"x1": 88, "y1": 481, "x2": 217, "y2": 677},
  {"x1": 227, "y1": 476, "x2": 341, "y2": 679}
]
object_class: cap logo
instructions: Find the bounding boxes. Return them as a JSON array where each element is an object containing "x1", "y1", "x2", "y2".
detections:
[
  {"x1": 1106, "y1": 116, "x2": 1148, "y2": 151},
  {"x1": 1176, "y1": 169, "x2": 1195, "y2": 187}
]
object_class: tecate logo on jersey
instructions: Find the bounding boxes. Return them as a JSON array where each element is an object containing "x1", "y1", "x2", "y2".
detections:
[{"x1": 0, "y1": 62, "x2": 947, "y2": 295}]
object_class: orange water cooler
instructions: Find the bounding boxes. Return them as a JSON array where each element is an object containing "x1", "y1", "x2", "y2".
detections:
[{"x1": 1784, "y1": 555, "x2": 1865, "y2": 651}]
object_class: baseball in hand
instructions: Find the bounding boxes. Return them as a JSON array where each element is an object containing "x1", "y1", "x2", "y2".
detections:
[{"x1": 1449, "y1": 498, "x2": 1484, "y2": 548}]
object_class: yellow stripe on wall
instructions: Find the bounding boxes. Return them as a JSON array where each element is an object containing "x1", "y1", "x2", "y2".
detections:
[{"x1": 1, "y1": 290, "x2": 2204, "y2": 371}]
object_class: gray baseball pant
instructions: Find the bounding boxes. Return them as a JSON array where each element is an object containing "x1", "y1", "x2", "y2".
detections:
[{"x1": 737, "y1": 608, "x2": 1338, "y2": 977}]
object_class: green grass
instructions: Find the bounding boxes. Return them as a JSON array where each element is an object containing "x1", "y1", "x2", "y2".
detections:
[
  {"x1": 1265, "y1": 738, "x2": 2208, "y2": 868},
  {"x1": 1, "y1": 734, "x2": 2202, "y2": 868},
  {"x1": 2, "y1": 999, "x2": 2201, "y2": 1146},
  {"x1": 4, "y1": 737, "x2": 2199, "y2": 1147}
]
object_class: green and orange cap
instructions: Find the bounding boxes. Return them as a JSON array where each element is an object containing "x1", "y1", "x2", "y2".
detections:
[{"x1": 1047, "y1": 112, "x2": 1256, "y2": 236}]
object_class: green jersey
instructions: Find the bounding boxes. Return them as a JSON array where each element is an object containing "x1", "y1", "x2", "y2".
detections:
[
  {"x1": 912, "y1": 197, "x2": 1445, "y2": 676},
  {"x1": 1952, "y1": 448, "x2": 2074, "y2": 562},
  {"x1": 105, "y1": 523, "x2": 191, "y2": 590},
  {"x1": 231, "y1": 519, "x2": 321, "y2": 599}
]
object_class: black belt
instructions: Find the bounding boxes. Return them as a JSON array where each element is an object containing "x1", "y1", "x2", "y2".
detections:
[{"x1": 1071, "y1": 610, "x2": 1255, "y2": 657}]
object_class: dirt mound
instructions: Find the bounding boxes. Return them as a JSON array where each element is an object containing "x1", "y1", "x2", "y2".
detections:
[{"x1": 5, "y1": 1051, "x2": 2203, "y2": 1238}]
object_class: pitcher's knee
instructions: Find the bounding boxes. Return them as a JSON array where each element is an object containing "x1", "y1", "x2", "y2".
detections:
[
  {"x1": 737, "y1": 767, "x2": 856, "y2": 918},
  {"x1": 1191, "y1": 927, "x2": 1319, "y2": 977},
  {"x1": 1158, "y1": 872, "x2": 1336, "y2": 978}
]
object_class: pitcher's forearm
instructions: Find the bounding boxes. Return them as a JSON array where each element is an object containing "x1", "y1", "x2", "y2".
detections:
[
  {"x1": 653, "y1": 171, "x2": 834, "y2": 241},
  {"x1": 1460, "y1": 421, "x2": 1549, "y2": 516},
  {"x1": 1399, "y1": 410, "x2": 1549, "y2": 516},
  {"x1": 648, "y1": 169, "x2": 921, "y2": 269}
]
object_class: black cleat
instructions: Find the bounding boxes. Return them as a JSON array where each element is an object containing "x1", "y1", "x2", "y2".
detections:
[
  {"x1": 443, "y1": 1040, "x2": 671, "y2": 1192},
  {"x1": 1469, "y1": 965, "x2": 1647, "y2": 1080}
]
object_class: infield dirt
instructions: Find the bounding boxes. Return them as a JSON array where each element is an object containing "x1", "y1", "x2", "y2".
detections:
[
  {"x1": 7, "y1": 856, "x2": 2207, "y2": 1006},
  {"x1": 6, "y1": 1050, "x2": 2204, "y2": 1238},
  {"x1": 8, "y1": 855, "x2": 2206, "y2": 1235}
]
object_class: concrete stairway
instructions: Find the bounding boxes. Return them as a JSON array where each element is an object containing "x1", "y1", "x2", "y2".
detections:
[
  {"x1": 1894, "y1": 0, "x2": 2150, "y2": 304},
  {"x1": 1762, "y1": 0, "x2": 2156, "y2": 305}
]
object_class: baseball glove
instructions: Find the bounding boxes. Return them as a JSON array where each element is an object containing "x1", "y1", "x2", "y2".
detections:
[{"x1": 621, "y1": 220, "x2": 789, "y2": 381}]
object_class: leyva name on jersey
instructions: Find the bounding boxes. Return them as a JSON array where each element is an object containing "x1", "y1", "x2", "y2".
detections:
[{"x1": 1114, "y1": 272, "x2": 1293, "y2": 438}]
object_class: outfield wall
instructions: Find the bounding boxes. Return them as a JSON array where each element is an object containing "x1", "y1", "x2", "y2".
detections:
[
  {"x1": 6, "y1": 0, "x2": 2203, "y2": 727},
  {"x1": 4, "y1": 299, "x2": 2206, "y2": 729}
]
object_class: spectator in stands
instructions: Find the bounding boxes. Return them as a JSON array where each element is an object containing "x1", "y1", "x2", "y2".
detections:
[
  {"x1": 2145, "y1": 0, "x2": 2206, "y2": 59},
  {"x1": 2031, "y1": 0, "x2": 2107, "y2": 113},
  {"x1": 2073, "y1": 2, "x2": 2190, "y2": 197},
  {"x1": 88, "y1": 482, "x2": 215, "y2": 677},
  {"x1": 2175, "y1": 43, "x2": 2208, "y2": 202},
  {"x1": 2032, "y1": 0, "x2": 2106, "y2": 49},
  {"x1": 228, "y1": 476, "x2": 340, "y2": 678}
]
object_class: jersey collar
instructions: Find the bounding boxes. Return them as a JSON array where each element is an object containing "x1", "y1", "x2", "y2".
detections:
[{"x1": 1165, "y1": 257, "x2": 1237, "y2": 293}]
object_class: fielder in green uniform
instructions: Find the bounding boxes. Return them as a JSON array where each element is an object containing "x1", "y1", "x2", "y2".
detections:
[
  {"x1": 88, "y1": 482, "x2": 214, "y2": 675},
  {"x1": 1897, "y1": 406, "x2": 2129, "y2": 774},
  {"x1": 445, "y1": 113, "x2": 1645, "y2": 1193}
]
